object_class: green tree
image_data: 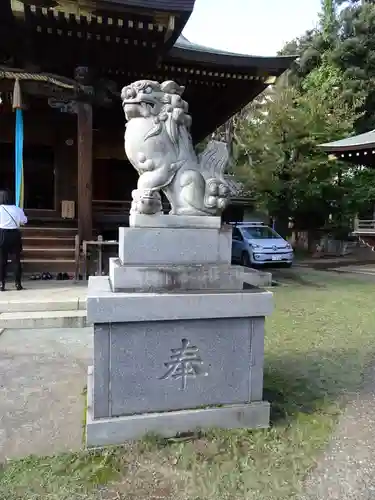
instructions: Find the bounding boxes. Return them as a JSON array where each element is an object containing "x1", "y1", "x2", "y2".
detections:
[
  {"x1": 320, "y1": 0, "x2": 338, "y2": 44},
  {"x1": 342, "y1": 168, "x2": 375, "y2": 217},
  {"x1": 279, "y1": 0, "x2": 339, "y2": 86},
  {"x1": 232, "y1": 78, "x2": 361, "y2": 238},
  {"x1": 279, "y1": 29, "x2": 323, "y2": 85},
  {"x1": 331, "y1": 0, "x2": 375, "y2": 131},
  {"x1": 214, "y1": 0, "x2": 375, "y2": 236}
]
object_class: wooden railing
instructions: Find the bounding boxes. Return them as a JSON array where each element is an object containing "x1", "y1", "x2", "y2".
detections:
[
  {"x1": 74, "y1": 234, "x2": 80, "y2": 281},
  {"x1": 92, "y1": 199, "x2": 172, "y2": 215},
  {"x1": 92, "y1": 199, "x2": 132, "y2": 214},
  {"x1": 354, "y1": 219, "x2": 375, "y2": 233}
]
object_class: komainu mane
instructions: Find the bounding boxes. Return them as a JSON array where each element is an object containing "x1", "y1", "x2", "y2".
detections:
[{"x1": 121, "y1": 79, "x2": 231, "y2": 216}]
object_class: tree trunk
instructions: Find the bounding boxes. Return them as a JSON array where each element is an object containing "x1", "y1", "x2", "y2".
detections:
[{"x1": 274, "y1": 213, "x2": 290, "y2": 238}]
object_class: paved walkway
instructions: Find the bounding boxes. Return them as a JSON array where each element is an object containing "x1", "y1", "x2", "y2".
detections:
[
  {"x1": 301, "y1": 363, "x2": 375, "y2": 499},
  {"x1": 0, "y1": 327, "x2": 92, "y2": 461},
  {"x1": 0, "y1": 281, "x2": 87, "y2": 313}
]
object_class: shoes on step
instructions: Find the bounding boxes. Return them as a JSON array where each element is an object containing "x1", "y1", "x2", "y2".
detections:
[
  {"x1": 0, "y1": 283, "x2": 5, "y2": 292},
  {"x1": 15, "y1": 283, "x2": 23, "y2": 291}
]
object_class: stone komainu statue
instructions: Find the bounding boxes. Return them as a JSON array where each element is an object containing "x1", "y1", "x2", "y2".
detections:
[{"x1": 121, "y1": 80, "x2": 231, "y2": 216}]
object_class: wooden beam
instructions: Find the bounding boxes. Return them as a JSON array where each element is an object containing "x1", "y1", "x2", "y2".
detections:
[{"x1": 77, "y1": 101, "x2": 93, "y2": 242}]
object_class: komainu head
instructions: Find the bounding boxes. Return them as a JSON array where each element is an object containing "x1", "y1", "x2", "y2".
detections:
[{"x1": 121, "y1": 80, "x2": 188, "y2": 121}]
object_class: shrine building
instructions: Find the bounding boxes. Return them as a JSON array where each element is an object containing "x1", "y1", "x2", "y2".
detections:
[
  {"x1": 320, "y1": 130, "x2": 375, "y2": 247},
  {"x1": 0, "y1": 0, "x2": 294, "y2": 275}
]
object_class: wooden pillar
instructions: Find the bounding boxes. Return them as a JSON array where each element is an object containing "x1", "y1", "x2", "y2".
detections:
[{"x1": 77, "y1": 101, "x2": 93, "y2": 242}]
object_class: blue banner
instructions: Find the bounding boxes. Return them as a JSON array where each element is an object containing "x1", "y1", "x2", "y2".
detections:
[{"x1": 15, "y1": 108, "x2": 24, "y2": 208}]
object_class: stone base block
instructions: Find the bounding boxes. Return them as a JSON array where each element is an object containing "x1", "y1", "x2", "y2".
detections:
[
  {"x1": 88, "y1": 277, "x2": 272, "y2": 419},
  {"x1": 129, "y1": 213, "x2": 222, "y2": 229},
  {"x1": 243, "y1": 268, "x2": 272, "y2": 288},
  {"x1": 118, "y1": 225, "x2": 232, "y2": 266},
  {"x1": 109, "y1": 258, "x2": 244, "y2": 292},
  {"x1": 86, "y1": 367, "x2": 270, "y2": 446},
  {"x1": 87, "y1": 276, "x2": 273, "y2": 323}
]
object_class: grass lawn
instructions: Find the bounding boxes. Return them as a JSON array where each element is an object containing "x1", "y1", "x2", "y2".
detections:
[{"x1": 1, "y1": 269, "x2": 375, "y2": 500}]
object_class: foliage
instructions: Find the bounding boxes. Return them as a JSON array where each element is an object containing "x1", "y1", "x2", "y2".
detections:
[
  {"x1": 279, "y1": 0, "x2": 338, "y2": 85},
  {"x1": 281, "y1": 0, "x2": 375, "y2": 132},
  {"x1": 225, "y1": 0, "x2": 375, "y2": 232},
  {"x1": 342, "y1": 167, "x2": 375, "y2": 214},
  {"x1": 279, "y1": 29, "x2": 325, "y2": 86},
  {"x1": 320, "y1": 0, "x2": 339, "y2": 43},
  {"x1": 232, "y1": 76, "x2": 361, "y2": 234},
  {"x1": 331, "y1": 0, "x2": 375, "y2": 132}
]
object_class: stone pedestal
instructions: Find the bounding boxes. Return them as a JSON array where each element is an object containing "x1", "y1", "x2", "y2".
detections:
[{"x1": 86, "y1": 222, "x2": 273, "y2": 447}]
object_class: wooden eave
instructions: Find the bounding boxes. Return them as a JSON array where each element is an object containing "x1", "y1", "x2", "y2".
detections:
[
  {"x1": 98, "y1": 0, "x2": 195, "y2": 13},
  {"x1": 1, "y1": 5, "x2": 295, "y2": 144},
  {"x1": 90, "y1": 0, "x2": 195, "y2": 48},
  {"x1": 168, "y1": 48, "x2": 295, "y2": 73},
  {"x1": 321, "y1": 148, "x2": 375, "y2": 167},
  {"x1": 169, "y1": 35, "x2": 296, "y2": 72},
  {"x1": 156, "y1": 38, "x2": 295, "y2": 142},
  {"x1": 101, "y1": 65, "x2": 270, "y2": 142},
  {"x1": 92, "y1": 50, "x2": 293, "y2": 142},
  {"x1": 9, "y1": 0, "x2": 193, "y2": 17},
  {"x1": 12, "y1": 3, "x2": 172, "y2": 38},
  {"x1": 9, "y1": 0, "x2": 190, "y2": 54},
  {"x1": 188, "y1": 81, "x2": 268, "y2": 143}
]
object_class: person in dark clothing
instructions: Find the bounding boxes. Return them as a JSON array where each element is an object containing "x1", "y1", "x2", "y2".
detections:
[{"x1": 0, "y1": 190, "x2": 27, "y2": 291}]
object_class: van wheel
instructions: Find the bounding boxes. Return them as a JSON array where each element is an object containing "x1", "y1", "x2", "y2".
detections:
[{"x1": 241, "y1": 252, "x2": 251, "y2": 267}]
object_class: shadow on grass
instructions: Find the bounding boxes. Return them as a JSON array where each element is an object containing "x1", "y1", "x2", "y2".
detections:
[
  {"x1": 273, "y1": 269, "x2": 328, "y2": 288},
  {"x1": 3, "y1": 349, "x2": 373, "y2": 500},
  {"x1": 263, "y1": 348, "x2": 371, "y2": 425}
]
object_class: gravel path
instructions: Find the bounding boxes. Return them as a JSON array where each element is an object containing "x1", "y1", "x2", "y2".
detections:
[{"x1": 301, "y1": 363, "x2": 375, "y2": 499}]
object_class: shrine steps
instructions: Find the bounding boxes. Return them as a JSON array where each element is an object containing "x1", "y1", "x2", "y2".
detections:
[
  {"x1": 0, "y1": 310, "x2": 87, "y2": 329},
  {"x1": 0, "y1": 281, "x2": 88, "y2": 329},
  {"x1": 21, "y1": 259, "x2": 76, "y2": 275},
  {"x1": 21, "y1": 223, "x2": 78, "y2": 276}
]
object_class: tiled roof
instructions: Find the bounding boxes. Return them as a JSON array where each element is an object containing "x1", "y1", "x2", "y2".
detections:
[
  {"x1": 320, "y1": 130, "x2": 375, "y2": 152},
  {"x1": 171, "y1": 35, "x2": 296, "y2": 70},
  {"x1": 175, "y1": 35, "x2": 257, "y2": 57}
]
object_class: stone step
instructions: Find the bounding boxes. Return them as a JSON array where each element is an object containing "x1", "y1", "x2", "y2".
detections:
[
  {"x1": 24, "y1": 218, "x2": 77, "y2": 227},
  {"x1": 0, "y1": 297, "x2": 86, "y2": 313},
  {"x1": 0, "y1": 310, "x2": 88, "y2": 329},
  {"x1": 22, "y1": 226, "x2": 78, "y2": 238},
  {"x1": 22, "y1": 236, "x2": 76, "y2": 248},
  {"x1": 243, "y1": 268, "x2": 272, "y2": 287},
  {"x1": 21, "y1": 259, "x2": 76, "y2": 274},
  {"x1": 22, "y1": 248, "x2": 75, "y2": 260},
  {"x1": 19, "y1": 224, "x2": 78, "y2": 275}
]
